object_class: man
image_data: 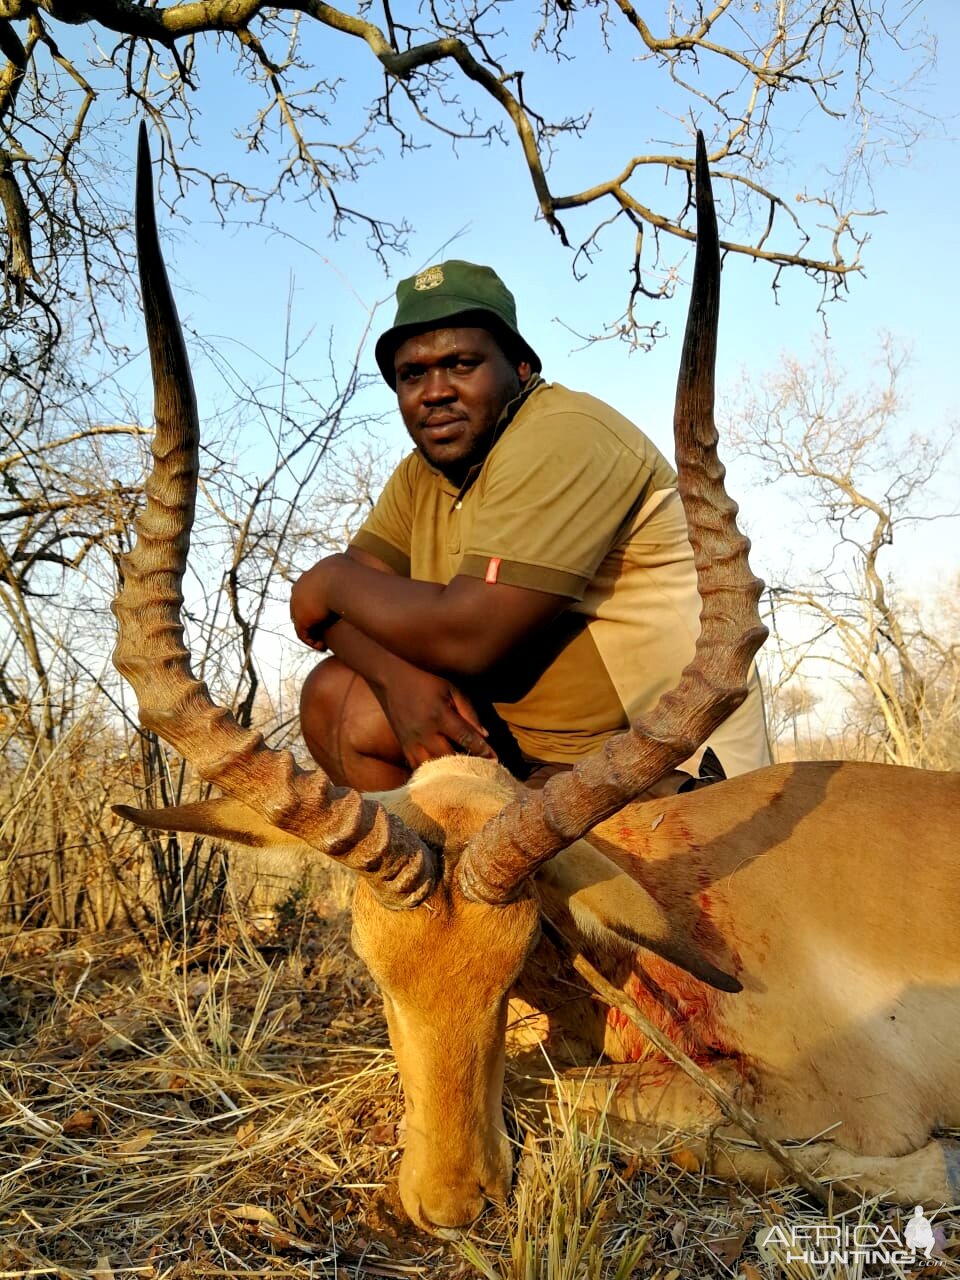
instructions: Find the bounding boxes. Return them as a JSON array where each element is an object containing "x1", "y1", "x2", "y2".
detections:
[{"x1": 291, "y1": 260, "x2": 770, "y2": 792}]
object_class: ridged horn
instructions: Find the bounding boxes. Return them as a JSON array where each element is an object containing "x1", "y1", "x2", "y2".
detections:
[
  {"x1": 112, "y1": 123, "x2": 437, "y2": 909},
  {"x1": 458, "y1": 131, "x2": 768, "y2": 904}
]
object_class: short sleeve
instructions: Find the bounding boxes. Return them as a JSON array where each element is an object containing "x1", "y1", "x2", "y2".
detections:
[
  {"x1": 459, "y1": 408, "x2": 670, "y2": 599},
  {"x1": 350, "y1": 455, "x2": 415, "y2": 576}
]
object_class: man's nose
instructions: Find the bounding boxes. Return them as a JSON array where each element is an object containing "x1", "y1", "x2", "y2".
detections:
[{"x1": 421, "y1": 369, "x2": 456, "y2": 402}]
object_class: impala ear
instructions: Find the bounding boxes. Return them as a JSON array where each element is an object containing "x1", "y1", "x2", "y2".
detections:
[
  {"x1": 539, "y1": 841, "x2": 742, "y2": 994},
  {"x1": 113, "y1": 797, "x2": 312, "y2": 852}
]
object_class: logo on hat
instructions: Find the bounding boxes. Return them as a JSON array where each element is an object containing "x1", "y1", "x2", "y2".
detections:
[{"x1": 414, "y1": 265, "x2": 444, "y2": 291}]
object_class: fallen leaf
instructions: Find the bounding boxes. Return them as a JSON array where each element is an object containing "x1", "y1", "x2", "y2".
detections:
[
  {"x1": 242, "y1": 1221, "x2": 320, "y2": 1254},
  {"x1": 705, "y1": 1229, "x2": 748, "y2": 1267},
  {"x1": 63, "y1": 1109, "x2": 98, "y2": 1134},
  {"x1": 102, "y1": 1032, "x2": 134, "y2": 1055},
  {"x1": 113, "y1": 1128, "x2": 158, "y2": 1157},
  {"x1": 670, "y1": 1144, "x2": 701, "y2": 1174},
  {"x1": 367, "y1": 1122, "x2": 397, "y2": 1146},
  {"x1": 218, "y1": 1203, "x2": 279, "y2": 1227},
  {"x1": 235, "y1": 1119, "x2": 256, "y2": 1147},
  {"x1": 92, "y1": 1255, "x2": 114, "y2": 1280}
]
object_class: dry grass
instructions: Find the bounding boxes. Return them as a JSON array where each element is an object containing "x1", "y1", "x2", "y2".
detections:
[{"x1": 2, "y1": 886, "x2": 959, "y2": 1279}]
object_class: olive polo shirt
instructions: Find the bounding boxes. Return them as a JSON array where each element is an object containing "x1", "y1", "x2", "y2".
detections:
[{"x1": 352, "y1": 378, "x2": 770, "y2": 773}]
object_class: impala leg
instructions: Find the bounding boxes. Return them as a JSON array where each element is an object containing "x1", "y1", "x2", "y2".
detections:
[
  {"x1": 546, "y1": 1061, "x2": 960, "y2": 1206},
  {"x1": 549, "y1": 1058, "x2": 746, "y2": 1132},
  {"x1": 698, "y1": 1136, "x2": 960, "y2": 1206}
]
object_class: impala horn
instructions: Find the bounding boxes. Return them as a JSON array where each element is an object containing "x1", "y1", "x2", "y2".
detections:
[
  {"x1": 458, "y1": 132, "x2": 768, "y2": 904},
  {"x1": 112, "y1": 124, "x2": 437, "y2": 909}
]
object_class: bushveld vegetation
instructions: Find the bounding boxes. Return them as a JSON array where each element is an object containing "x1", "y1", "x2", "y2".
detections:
[
  {"x1": 2, "y1": 332, "x2": 957, "y2": 1277},
  {"x1": 3, "y1": 4, "x2": 958, "y2": 1275}
]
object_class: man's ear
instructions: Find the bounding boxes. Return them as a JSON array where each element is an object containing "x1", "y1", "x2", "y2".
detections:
[{"x1": 517, "y1": 359, "x2": 532, "y2": 383}]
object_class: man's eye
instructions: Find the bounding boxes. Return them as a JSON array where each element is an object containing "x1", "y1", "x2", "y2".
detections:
[{"x1": 398, "y1": 368, "x2": 423, "y2": 383}]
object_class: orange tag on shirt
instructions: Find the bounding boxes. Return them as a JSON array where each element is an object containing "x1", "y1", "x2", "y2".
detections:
[{"x1": 484, "y1": 556, "x2": 502, "y2": 584}]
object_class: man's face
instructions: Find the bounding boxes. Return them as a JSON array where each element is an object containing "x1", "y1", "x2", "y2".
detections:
[{"x1": 394, "y1": 327, "x2": 531, "y2": 484}]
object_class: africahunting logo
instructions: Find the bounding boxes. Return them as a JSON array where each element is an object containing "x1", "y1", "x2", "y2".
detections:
[{"x1": 756, "y1": 1205, "x2": 940, "y2": 1267}]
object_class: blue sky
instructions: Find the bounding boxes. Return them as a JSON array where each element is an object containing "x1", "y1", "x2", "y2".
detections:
[{"x1": 85, "y1": 5, "x2": 959, "y2": 606}]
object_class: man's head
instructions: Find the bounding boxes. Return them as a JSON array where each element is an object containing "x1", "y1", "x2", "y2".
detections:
[{"x1": 375, "y1": 261, "x2": 541, "y2": 484}]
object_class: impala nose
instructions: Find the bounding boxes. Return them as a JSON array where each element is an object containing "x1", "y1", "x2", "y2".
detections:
[
  {"x1": 402, "y1": 1161, "x2": 510, "y2": 1232},
  {"x1": 417, "y1": 1185, "x2": 488, "y2": 1232}
]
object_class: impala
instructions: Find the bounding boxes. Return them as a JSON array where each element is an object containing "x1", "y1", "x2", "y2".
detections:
[{"x1": 114, "y1": 125, "x2": 960, "y2": 1230}]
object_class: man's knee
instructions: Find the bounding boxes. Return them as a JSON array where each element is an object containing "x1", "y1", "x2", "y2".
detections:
[
  {"x1": 300, "y1": 655, "x2": 353, "y2": 716},
  {"x1": 299, "y1": 658, "x2": 355, "y2": 764},
  {"x1": 298, "y1": 659, "x2": 405, "y2": 785},
  {"x1": 300, "y1": 657, "x2": 352, "y2": 724}
]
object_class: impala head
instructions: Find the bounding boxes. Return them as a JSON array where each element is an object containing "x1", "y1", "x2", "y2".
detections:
[
  {"x1": 352, "y1": 757, "x2": 539, "y2": 1227},
  {"x1": 115, "y1": 124, "x2": 765, "y2": 1230},
  {"x1": 354, "y1": 880, "x2": 538, "y2": 1227},
  {"x1": 352, "y1": 762, "x2": 542, "y2": 1226}
]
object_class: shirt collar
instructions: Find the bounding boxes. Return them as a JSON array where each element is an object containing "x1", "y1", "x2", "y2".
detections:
[{"x1": 444, "y1": 373, "x2": 544, "y2": 502}]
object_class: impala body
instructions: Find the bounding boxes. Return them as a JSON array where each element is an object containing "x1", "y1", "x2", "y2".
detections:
[
  {"x1": 360, "y1": 755, "x2": 960, "y2": 1223},
  {"x1": 113, "y1": 126, "x2": 960, "y2": 1231}
]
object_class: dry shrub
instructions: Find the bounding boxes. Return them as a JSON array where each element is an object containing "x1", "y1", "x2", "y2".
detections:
[
  {"x1": 0, "y1": 688, "x2": 320, "y2": 941},
  {"x1": 0, "y1": 701, "x2": 153, "y2": 936}
]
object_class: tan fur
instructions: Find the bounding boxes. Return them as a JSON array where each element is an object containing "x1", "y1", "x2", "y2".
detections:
[
  {"x1": 118, "y1": 755, "x2": 960, "y2": 1222},
  {"x1": 352, "y1": 873, "x2": 540, "y2": 1228},
  {"x1": 534, "y1": 759, "x2": 960, "y2": 1204}
]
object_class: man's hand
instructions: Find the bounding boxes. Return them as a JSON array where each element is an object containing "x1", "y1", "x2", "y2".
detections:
[
  {"x1": 373, "y1": 664, "x2": 497, "y2": 769},
  {"x1": 290, "y1": 558, "x2": 338, "y2": 650}
]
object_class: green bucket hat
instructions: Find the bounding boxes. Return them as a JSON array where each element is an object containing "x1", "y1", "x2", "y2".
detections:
[{"x1": 374, "y1": 260, "x2": 542, "y2": 389}]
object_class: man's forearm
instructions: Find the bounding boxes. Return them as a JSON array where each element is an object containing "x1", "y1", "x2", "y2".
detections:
[
  {"x1": 319, "y1": 555, "x2": 544, "y2": 676},
  {"x1": 320, "y1": 617, "x2": 412, "y2": 695},
  {"x1": 328, "y1": 565, "x2": 468, "y2": 673},
  {"x1": 294, "y1": 551, "x2": 568, "y2": 678}
]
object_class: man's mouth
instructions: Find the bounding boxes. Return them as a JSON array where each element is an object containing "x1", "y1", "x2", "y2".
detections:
[{"x1": 421, "y1": 416, "x2": 466, "y2": 441}]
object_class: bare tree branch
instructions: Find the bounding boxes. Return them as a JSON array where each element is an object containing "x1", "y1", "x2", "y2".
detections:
[
  {"x1": 0, "y1": 0, "x2": 939, "y2": 353},
  {"x1": 727, "y1": 338, "x2": 959, "y2": 767}
]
